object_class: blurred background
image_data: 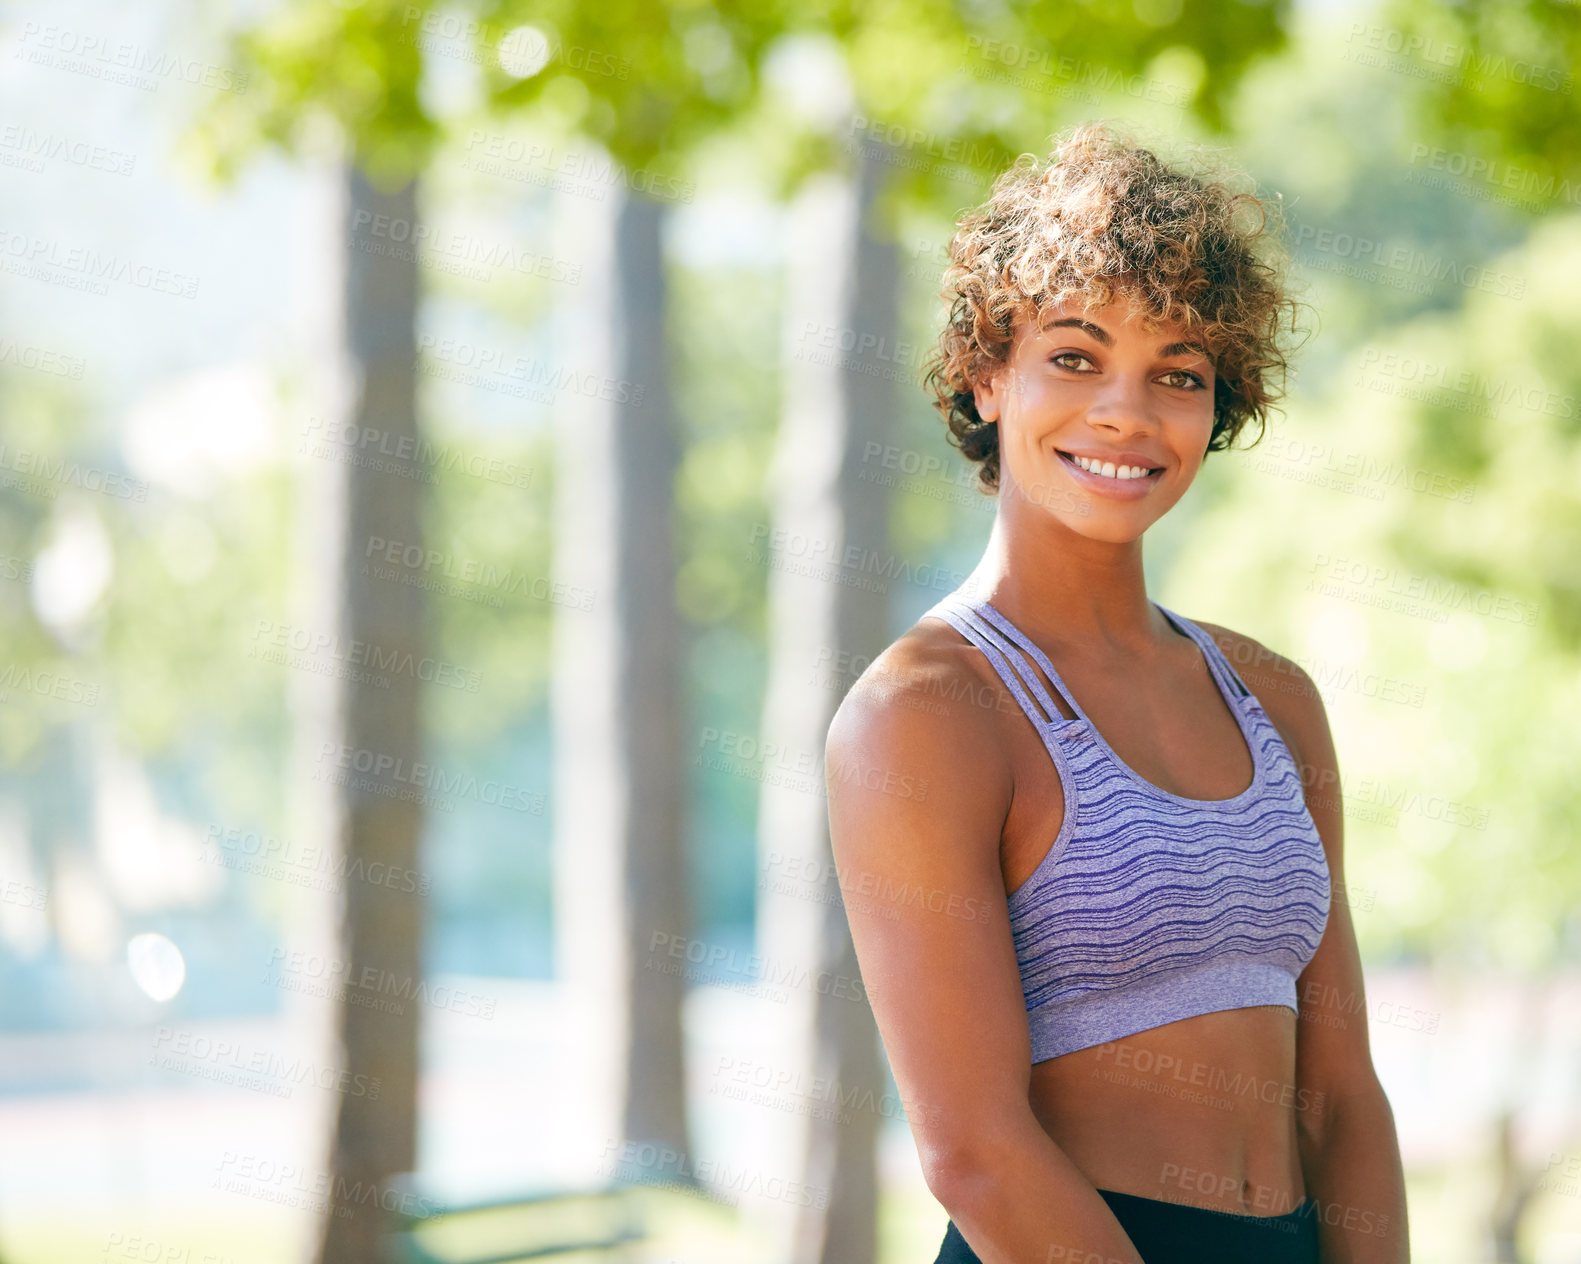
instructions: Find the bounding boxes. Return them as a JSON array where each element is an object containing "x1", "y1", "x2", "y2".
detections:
[{"x1": 1, "y1": 0, "x2": 1579, "y2": 1260}]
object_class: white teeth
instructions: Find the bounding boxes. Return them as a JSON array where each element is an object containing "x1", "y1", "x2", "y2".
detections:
[{"x1": 1071, "y1": 454, "x2": 1154, "y2": 480}]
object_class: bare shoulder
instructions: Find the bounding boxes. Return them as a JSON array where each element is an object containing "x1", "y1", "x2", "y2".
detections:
[
  {"x1": 824, "y1": 614, "x2": 1014, "y2": 828},
  {"x1": 1190, "y1": 619, "x2": 1334, "y2": 773},
  {"x1": 827, "y1": 615, "x2": 1005, "y2": 748}
]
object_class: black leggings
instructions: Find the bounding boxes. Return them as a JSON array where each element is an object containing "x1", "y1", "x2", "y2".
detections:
[{"x1": 932, "y1": 1188, "x2": 1320, "y2": 1264}]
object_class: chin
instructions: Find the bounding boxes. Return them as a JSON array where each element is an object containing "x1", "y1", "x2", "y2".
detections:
[
  {"x1": 1011, "y1": 474, "x2": 1165, "y2": 542},
  {"x1": 1061, "y1": 513, "x2": 1150, "y2": 545}
]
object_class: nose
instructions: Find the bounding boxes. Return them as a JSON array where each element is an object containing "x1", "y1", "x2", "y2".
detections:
[{"x1": 1083, "y1": 371, "x2": 1157, "y2": 437}]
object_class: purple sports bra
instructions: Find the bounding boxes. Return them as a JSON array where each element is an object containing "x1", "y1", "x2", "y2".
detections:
[{"x1": 922, "y1": 589, "x2": 1332, "y2": 1063}]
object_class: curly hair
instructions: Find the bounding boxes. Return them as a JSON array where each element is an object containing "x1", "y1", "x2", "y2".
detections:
[{"x1": 921, "y1": 120, "x2": 1310, "y2": 494}]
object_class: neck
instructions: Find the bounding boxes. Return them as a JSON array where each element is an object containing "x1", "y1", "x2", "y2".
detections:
[{"x1": 964, "y1": 481, "x2": 1165, "y2": 651}]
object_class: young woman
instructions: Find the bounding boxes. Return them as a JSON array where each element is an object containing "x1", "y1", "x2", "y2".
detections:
[{"x1": 824, "y1": 123, "x2": 1410, "y2": 1263}]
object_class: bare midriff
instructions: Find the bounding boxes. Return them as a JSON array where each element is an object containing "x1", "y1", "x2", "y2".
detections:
[{"x1": 1027, "y1": 1004, "x2": 1308, "y2": 1220}]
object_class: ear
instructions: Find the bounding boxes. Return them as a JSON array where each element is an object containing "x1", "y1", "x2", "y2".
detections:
[{"x1": 971, "y1": 366, "x2": 1002, "y2": 424}]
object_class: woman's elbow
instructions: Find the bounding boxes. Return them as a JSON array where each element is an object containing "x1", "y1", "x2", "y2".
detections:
[
  {"x1": 920, "y1": 1139, "x2": 990, "y2": 1217},
  {"x1": 917, "y1": 1121, "x2": 1026, "y2": 1217}
]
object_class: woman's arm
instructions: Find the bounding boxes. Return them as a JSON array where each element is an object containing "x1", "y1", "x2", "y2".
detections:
[
  {"x1": 825, "y1": 642, "x2": 1145, "y2": 1264},
  {"x1": 1206, "y1": 630, "x2": 1411, "y2": 1263}
]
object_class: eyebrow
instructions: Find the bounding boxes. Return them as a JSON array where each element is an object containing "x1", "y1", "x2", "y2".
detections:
[{"x1": 1045, "y1": 316, "x2": 1211, "y2": 361}]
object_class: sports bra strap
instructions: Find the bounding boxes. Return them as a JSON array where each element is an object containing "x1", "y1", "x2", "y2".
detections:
[
  {"x1": 931, "y1": 593, "x2": 1255, "y2": 735},
  {"x1": 1157, "y1": 605, "x2": 1252, "y2": 700},
  {"x1": 925, "y1": 597, "x2": 1077, "y2": 730}
]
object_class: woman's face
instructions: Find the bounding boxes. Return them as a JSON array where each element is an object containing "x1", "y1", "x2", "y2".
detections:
[{"x1": 972, "y1": 293, "x2": 1218, "y2": 544}]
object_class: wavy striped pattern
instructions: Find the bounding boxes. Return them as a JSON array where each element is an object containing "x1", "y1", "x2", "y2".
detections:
[{"x1": 923, "y1": 590, "x2": 1332, "y2": 1062}]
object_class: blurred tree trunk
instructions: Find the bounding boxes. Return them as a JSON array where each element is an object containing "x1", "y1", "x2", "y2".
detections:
[
  {"x1": 1488, "y1": 976, "x2": 1563, "y2": 1264},
  {"x1": 552, "y1": 177, "x2": 690, "y2": 1169},
  {"x1": 756, "y1": 141, "x2": 897, "y2": 1264},
  {"x1": 279, "y1": 157, "x2": 347, "y2": 1264},
  {"x1": 1489, "y1": 1107, "x2": 1540, "y2": 1264},
  {"x1": 315, "y1": 163, "x2": 426, "y2": 1263}
]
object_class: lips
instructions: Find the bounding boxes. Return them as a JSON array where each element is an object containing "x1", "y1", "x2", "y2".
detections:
[{"x1": 1054, "y1": 448, "x2": 1164, "y2": 499}]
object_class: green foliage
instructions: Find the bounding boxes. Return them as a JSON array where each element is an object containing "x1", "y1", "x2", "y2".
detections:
[
  {"x1": 0, "y1": 370, "x2": 292, "y2": 857},
  {"x1": 473, "y1": 0, "x2": 793, "y2": 173},
  {"x1": 699, "y1": 0, "x2": 1296, "y2": 220},
  {"x1": 1378, "y1": 0, "x2": 1581, "y2": 182},
  {"x1": 188, "y1": 0, "x2": 439, "y2": 185}
]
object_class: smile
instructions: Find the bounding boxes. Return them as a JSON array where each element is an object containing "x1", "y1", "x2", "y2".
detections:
[
  {"x1": 1052, "y1": 449, "x2": 1164, "y2": 501},
  {"x1": 1056, "y1": 450, "x2": 1163, "y2": 481}
]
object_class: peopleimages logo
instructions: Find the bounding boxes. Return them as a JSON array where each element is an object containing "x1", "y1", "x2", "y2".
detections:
[
  {"x1": 0, "y1": 226, "x2": 200, "y2": 298},
  {"x1": 1343, "y1": 21, "x2": 1571, "y2": 94},
  {"x1": 263, "y1": 949, "x2": 498, "y2": 1020},
  {"x1": 14, "y1": 22, "x2": 251, "y2": 94},
  {"x1": 151, "y1": 1026, "x2": 381, "y2": 1099},
  {"x1": 202, "y1": 823, "x2": 432, "y2": 895},
  {"x1": 1406, "y1": 145, "x2": 1581, "y2": 208},
  {"x1": 251, "y1": 619, "x2": 484, "y2": 691},
  {"x1": 0, "y1": 124, "x2": 136, "y2": 175},
  {"x1": 0, "y1": 337, "x2": 87, "y2": 379},
  {"x1": 461, "y1": 131, "x2": 693, "y2": 203},
  {"x1": 315, "y1": 742, "x2": 545, "y2": 815},
  {"x1": 1291, "y1": 221, "x2": 1526, "y2": 299}
]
